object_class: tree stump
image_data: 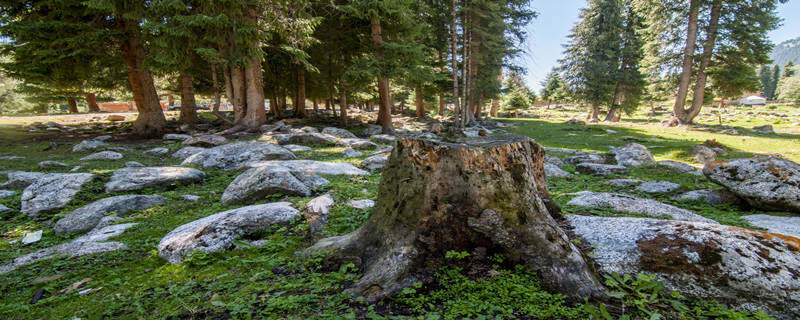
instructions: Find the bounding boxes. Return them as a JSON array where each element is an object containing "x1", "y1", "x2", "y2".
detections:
[{"x1": 305, "y1": 134, "x2": 603, "y2": 301}]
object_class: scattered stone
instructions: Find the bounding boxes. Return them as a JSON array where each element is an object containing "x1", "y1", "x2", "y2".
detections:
[
  {"x1": 575, "y1": 163, "x2": 628, "y2": 176},
  {"x1": 742, "y1": 214, "x2": 800, "y2": 238},
  {"x1": 72, "y1": 140, "x2": 108, "y2": 153},
  {"x1": 346, "y1": 199, "x2": 375, "y2": 210},
  {"x1": 0, "y1": 155, "x2": 24, "y2": 160},
  {"x1": 753, "y1": 124, "x2": 775, "y2": 134},
  {"x1": 544, "y1": 163, "x2": 571, "y2": 178},
  {"x1": 543, "y1": 147, "x2": 586, "y2": 155},
  {"x1": 704, "y1": 157, "x2": 800, "y2": 212},
  {"x1": 38, "y1": 161, "x2": 69, "y2": 169},
  {"x1": 107, "y1": 146, "x2": 133, "y2": 153},
  {"x1": 143, "y1": 147, "x2": 169, "y2": 157},
  {"x1": 0, "y1": 171, "x2": 53, "y2": 189},
  {"x1": 158, "y1": 202, "x2": 299, "y2": 264},
  {"x1": 298, "y1": 126, "x2": 319, "y2": 133},
  {"x1": 260, "y1": 121, "x2": 289, "y2": 133},
  {"x1": 567, "y1": 192, "x2": 714, "y2": 223},
  {"x1": 248, "y1": 160, "x2": 369, "y2": 176},
  {"x1": 163, "y1": 134, "x2": 192, "y2": 141},
  {"x1": 363, "y1": 124, "x2": 382, "y2": 136},
  {"x1": 565, "y1": 153, "x2": 606, "y2": 165},
  {"x1": 373, "y1": 145, "x2": 393, "y2": 155},
  {"x1": 343, "y1": 148, "x2": 363, "y2": 158},
  {"x1": 322, "y1": 127, "x2": 357, "y2": 139},
  {"x1": 181, "y1": 195, "x2": 201, "y2": 202},
  {"x1": 182, "y1": 135, "x2": 228, "y2": 147},
  {"x1": 264, "y1": 132, "x2": 337, "y2": 146},
  {"x1": 361, "y1": 154, "x2": 388, "y2": 171},
  {"x1": 220, "y1": 166, "x2": 328, "y2": 205},
  {"x1": 609, "y1": 143, "x2": 654, "y2": 167},
  {"x1": 657, "y1": 160, "x2": 702, "y2": 176},
  {"x1": 0, "y1": 223, "x2": 137, "y2": 274},
  {"x1": 604, "y1": 179, "x2": 643, "y2": 187},
  {"x1": 545, "y1": 155, "x2": 565, "y2": 167},
  {"x1": 106, "y1": 167, "x2": 205, "y2": 192},
  {"x1": 21, "y1": 230, "x2": 42, "y2": 244},
  {"x1": 93, "y1": 135, "x2": 112, "y2": 142},
  {"x1": 69, "y1": 166, "x2": 82, "y2": 172},
  {"x1": 370, "y1": 134, "x2": 397, "y2": 145},
  {"x1": 125, "y1": 161, "x2": 144, "y2": 168},
  {"x1": 94, "y1": 216, "x2": 123, "y2": 229},
  {"x1": 0, "y1": 190, "x2": 15, "y2": 199},
  {"x1": 171, "y1": 146, "x2": 206, "y2": 160},
  {"x1": 564, "y1": 118, "x2": 585, "y2": 125},
  {"x1": 305, "y1": 194, "x2": 335, "y2": 234},
  {"x1": 337, "y1": 138, "x2": 378, "y2": 150},
  {"x1": 283, "y1": 144, "x2": 311, "y2": 153},
  {"x1": 567, "y1": 215, "x2": 800, "y2": 320},
  {"x1": 673, "y1": 189, "x2": 741, "y2": 206},
  {"x1": 691, "y1": 145, "x2": 717, "y2": 164},
  {"x1": 0, "y1": 203, "x2": 10, "y2": 213},
  {"x1": 181, "y1": 142, "x2": 296, "y2": 170},
  {"x1": 80, "y1": 151, "x2": 123, "y2": 161},
  {"x1": 21, "y1": 173, "x2": 94, "y2": 217},
  {"x1": 54, "y1": 195, "x2": 167, "y2": 235},
  {"x1": 720, "y1": 129, "x2": 739, "y2": 135},
  {"x1": 635, "y1": 181, "x2": 681, "y2": 194}
]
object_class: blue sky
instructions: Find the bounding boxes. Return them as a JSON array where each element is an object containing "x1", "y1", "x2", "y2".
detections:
[{"x1": 518, "y1": 0, "x2": 800, "y2": 92}]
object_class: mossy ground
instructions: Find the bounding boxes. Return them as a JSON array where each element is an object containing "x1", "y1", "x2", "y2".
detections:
[{"x1": 0, "y1": 104, "x2": 793, "y2": 319}]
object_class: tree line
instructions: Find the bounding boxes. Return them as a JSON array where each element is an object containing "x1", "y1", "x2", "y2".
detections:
[{"x1": 0, "y1": 0, "x2": 534, "y2": 136}]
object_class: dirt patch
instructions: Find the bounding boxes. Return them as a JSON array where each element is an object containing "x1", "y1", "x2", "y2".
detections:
[{"x1": 637, "y1": 233, "x2": 723, "y2": 277}]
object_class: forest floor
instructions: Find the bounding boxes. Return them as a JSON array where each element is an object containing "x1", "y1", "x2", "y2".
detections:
[{"x1": 0, "y1": 103, "x2": 795, "y2": 319}]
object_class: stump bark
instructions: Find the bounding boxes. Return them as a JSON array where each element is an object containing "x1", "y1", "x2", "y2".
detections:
[{"x1": 305, "y1": 134, "x2": 603, "y2": 301}]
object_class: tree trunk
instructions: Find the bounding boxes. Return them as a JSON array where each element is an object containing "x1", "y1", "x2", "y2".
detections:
[
  {"x1": 179, "y1": 72, "x2": 199, "y2": 125},
  {"x1": 210, "y1": 65, "x2": 233, "y2": 125},
  {"x1": 371, "y1": 16, "x2": 393, "y2": 134},
  {"x1": 673, "y1": 0, "x2": 700, "y2": 124},
  {"x1": 686, "y1": 0, "x2": 722, "y2": 124},
  {"x1": 304, "y1": 135, "x2": 603, "y2": 302},
  {"x1": 67, "y1": 99, "x2": 79, "y2": 113},
  {"x1": 438, "y1": 95, "x2": 445, "y2": 116},
  {"x1": 450, "y1": 0, "x2": 462, "y2": 128},
  {"x1": 415, "y1": 85, "x2": 425, "y2": 118},
  {"x1": 120, "y1": 21, "x2": 166, "y2": 137},
  {"x1": 339, "y1": 87, "x2": 348, "y2": 128},
  {"x1": 295, "y1": 66, "x2": 306, "y2": 117},
  {"x1": 588, "y1": 104, "x2": 600, "y2": 121},
  {"x1": 231, "y1": 66, "x2": 247, "y2": 123},
  {"x1": 241, "y1": 51, "x2": 265, "y2": 129},
  {"x1": 312, "y1": 99, "x2": 318, "y2": 114},
  {"x1": 85, "y1": 93, "x2": 100, "y2": 112},
  {"x1": 490, "y1": 99, "x2": 499, "y2": 117}
]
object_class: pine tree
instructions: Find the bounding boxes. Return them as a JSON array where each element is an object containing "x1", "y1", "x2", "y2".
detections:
[{"x1": 760, "y1": 65, "x2": 773, "y2": 97}]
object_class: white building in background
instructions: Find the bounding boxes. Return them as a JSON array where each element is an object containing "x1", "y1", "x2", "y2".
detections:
[{"x1": 739, "y1": 95, "x2": 767, "y2": 106}]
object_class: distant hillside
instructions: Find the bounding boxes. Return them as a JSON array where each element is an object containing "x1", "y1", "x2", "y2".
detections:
[{"x1": 770, "y1": 37, "x2": 800, "y2": 67}]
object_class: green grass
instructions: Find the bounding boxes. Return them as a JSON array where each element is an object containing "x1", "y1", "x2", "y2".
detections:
[{"x1": 0, "y1": 104, "x2": 793, "y2": 319}]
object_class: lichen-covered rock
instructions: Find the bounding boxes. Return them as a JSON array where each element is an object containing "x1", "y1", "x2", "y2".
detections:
[
  {"x1": 125, "y1": 161, "x2": 145, "y2": 167},
  {"x1": 575, "y1": 163, "x2": 628, "y2": 176},
  {"x1": 0, "y1": 171, "x2": 54, "y2": 189},
  {"x1": 283, "y1": 144, "x2": 311, "y2": 153},
  {"x1": 0, "y1": 190, "x2": 15, "y2": 199},
  {"x1": 565, "y1": 153, "x2": 606, "y2": 165},
  {"x1": 604, "y1": 179, "x2": 643, "y2": 187},
  {"x1": 247, "y1": 160, "x2": 368, "y2": 176},
  {"x1": 544, "y1": 163, "x2": 571, "y2": 178},
  {"x1": 181, "y1": 142, "x2": 296, "y2": 170},
  {"x1": 742, "y1": 214, "x2": 800, "y2": 238},
  {"x1": 346, "y1": 199, "x2": 374, "y2": 210},
  {"x1": 38, "y1": 161, "x2": 69, "y2": 169},
  {"x1": 54, "y1": 195, "x2": 166, "y2": 235},
  {"x1": 704, "y1": 157, "x2": 800, "y2": 212},
  {"x1": 182, "y1": 134, "x2": 228, "y2": 147},
  {"x1": 80, "y1": 151, "x2": 123, "y2": 161},
  {"x1": 263, "y1": 132, "x2": 337, "y2": 146},
  {"x1": 0, "y1": 223, "x2": 137, "y2": 274},
  {"x1": 220, "y1": 166, "x2": 328, "y2": 205},
  {"x1": 369, "y1": 134, "x2": 397, "y2": 145},
  {"x1": 171, "y1": 146, "x2": 206, "y2": 160},
  {"x1": 322, "y1": 127, "x2": 357, "y2": 139},
  {"x1": 567, "y1": 192, "x2": 714, "y2": 223},
  {"x1": 673, "y1": 189, "x2": 741, "y2": 206},
  {"x1": 0, "y1": 204, "x2": 10, "y2": 214},
  {"x1": 657, "y1": 160, "x2": 702, "y2": 176},
  {"x1": 635, "y1": 181, "x2": 681, "y2": 194},
  {"x1": 545, "y1": 155, "x2": 565, "y2": 167},
  {"x1": 567, "y1": 215, "x2": 800, "y2": 320},
  {"x1": 143, "y1": 147, "x2": 169, "y2": 157},
  {"x1": 337, "y1": 138, "x2": 378, "y2": 150},
  {"x1": 361, "y1": 154, "x2": 388, "y2": 171},
  {"x1": 72, "y1": 140, "x2": 108, "y2": 152},
  {"x1": 21, "y1": 173, "x2": 94, "y2": 217},
  {"x1": 157, "y1": 202, "x2": 299, "y2": 264},
  {"x1": 163, "y1": 133, "x2": 191, "y2": 141},
  {"x1": 609, "y1": 143, "x2": 654, "y2": 167},
  {"x1": 692, "y1": 145, "x2": 717, "y2": 164},
  {"x1": 106, "y1": 167, "x2": 205, "y2": 192},
  {"x1": 342, "y1": 148, "x2": 363, "y2": 158}
]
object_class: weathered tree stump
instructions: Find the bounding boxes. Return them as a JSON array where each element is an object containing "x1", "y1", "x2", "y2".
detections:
[{"x1": 305, "y1": 134, "x2": 603, "y2": 301}]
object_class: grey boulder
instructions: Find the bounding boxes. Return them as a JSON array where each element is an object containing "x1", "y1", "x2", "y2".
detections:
[
  {"x1": 247, "y1": 160, "x2": 368, "y2": 176},
  {"x1": 567, "y1": 215, "x2": 800, "y2": 320},
  {"x1": 54, "y1": 195, "x2": 166, "y2": 235},
  {"x1": 604, "y1": 179, "x2": 643, "y2": 187},
  {"x1": 565, "y1": 153, "x2": 606, "y2": 165},
  {"x1": 567, "y1": 192, "x2": 714, "y2": 223},
  {"x1": 106, "y1": 167, "x2": 205, "y2": 192},
  {"x1": 283, "y1": 144, "x2": 311, "y2": 153},
  {"x1": 264, "y1": 132, "x2": 337, "y2": 146},
  {"x1": 0, "y1": 223, "x2": 137, "y2": 274},
  {"x1": 321, "y1": 127, "x2": 357, "y2": 139},
  {"x1": 0, "y1": 171, "x2": 54, "y2": 189},
  {"x1": 172, "y1": 146, "x2": 206, "y2": 160},
  {"x1": 657, "y1": 160, "x2": 702, "y2": 176},
  {"x1": 0, "y1": 190, "x2": 15, "y2": 199},
  {"x1": 609, "y1": 143, "x2": 654, "y2": 167},
  {"x1": 182, "y1": 134, "x2": 228, "y2": 147},
  {"x1": 158, "y1": 202, "x2": 299, "y2": 264},
  {"x1": 635, "y1": 181, "x2": 681, "y2": 194},
  {"x1": 370, "y1": 134, "x2": 397, "y2": 145},
  {"x1": 72, "y1": 140, "x2": 108, "y2": 153},
  {"x1": 575, "y1": 163, "x2": 628, "y2": 176},
  {"x1": 220, "y1": 166, "x2": 328, "y2": 205},
  {"x1": 742, "y1": 214, "x2": 800, "y2": 238},
  {"x1": 704, "y1": 157, "x2": 800, "y2": 212},
  {"x1": 143, "y1": 147, "x2": 169, "y2": 157},
  {"x1": 80, "y1": 151, "x2": 123, "y2": 161},
  {"x1": 673, "y1": 189, "x2": 741, "y2": 206},
  {"x1": 181, "y1": 141, "x2": 296, "y2": 170},
  {"x1": 21, "y1": 173, "x2": 94, "y2": 217},
  {"x1": 361, "y1": 154, "x2": 388, "y2": 171},
  {"x1": 544, "y1": 163, "x2": 571, "y2": 179},
  {"x1": 38, "y1": 161, "x2": 69, "y2": 169},
  {"x1": 163, "y1": 134, "x2": 192, "y2": 141},
  {"x1": 337, "y1": 138, "x2": 378, "y2": 150},
  {"x1": 342, "y1": 148, "x2": 363, "y2": 158}
]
